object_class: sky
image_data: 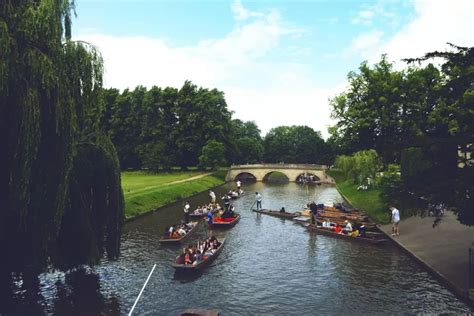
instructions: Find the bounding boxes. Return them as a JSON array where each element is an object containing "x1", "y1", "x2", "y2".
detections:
[{"x1": 73, "y1": 0, "x2": 474, "y2": 138}]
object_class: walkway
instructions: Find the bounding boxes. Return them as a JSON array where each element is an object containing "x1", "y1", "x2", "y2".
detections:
[{"x1": 379, "y1": 211, "x2": 474, "y2": 304}]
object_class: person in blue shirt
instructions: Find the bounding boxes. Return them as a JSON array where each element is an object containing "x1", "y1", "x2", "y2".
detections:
[{"x1": 207, "y1": 209, "x2": 213, "y2": 225}]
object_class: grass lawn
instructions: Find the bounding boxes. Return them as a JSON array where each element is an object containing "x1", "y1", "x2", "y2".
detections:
[
  {"x1": 122, "y1": 170, "x2": 227, "y2": 220},
  {"x1": 328, "y1": 169, "x2": 389, "y2": 224}
]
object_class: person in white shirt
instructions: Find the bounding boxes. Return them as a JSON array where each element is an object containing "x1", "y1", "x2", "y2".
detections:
[
  {"x1": 390, "y1": 206, "x2": 400, "y2": 236},
  {"x1": 184, "y1": 202, "x2": 190, "y2": 223},
  {"x1": 209, "y1": 190, "x2": 216, "y2": 203},
  {"x1": 255, "y1": 192, "x2": 262, "y2": 210},
  {"x1": 236, "y1": 180, "x2": 241, "y2": 191}
]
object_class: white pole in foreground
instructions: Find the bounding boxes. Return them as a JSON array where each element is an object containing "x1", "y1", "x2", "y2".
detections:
[{"x1": 128, "y1": 264, "x2": 157, "y2": 316}]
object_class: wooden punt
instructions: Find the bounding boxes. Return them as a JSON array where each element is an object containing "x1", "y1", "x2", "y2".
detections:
[
  {"x1": 180, "y1": 309, "x2": 220, "y2": 316},
  {"x1": 316, "y1": 217, "x2": 376, "y2": 230},
  {"x1": 172, "y1": 238, "x2": 226, "y2": 272},
  {"x1": 209, "y1": 214, "x2": 240, "y2": 228},
  {"x1": 159, "y1": 222, "x2": 200, "y2": 244},
  {"x1": 305, "y1": 225, "x2": 388, "y2": 245},
  {"x1": 252, "y1": 209, "x2": 298, "y2": 219}
]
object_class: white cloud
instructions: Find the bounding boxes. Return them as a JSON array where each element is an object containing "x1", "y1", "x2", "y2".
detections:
[
  {"x1": 76, "y1": 1, "x2": 337, "y2": 137},
  {"x1": 352, "y1": 0, "x2": 474, "y2": 65},
  {"x1": 345, "y1": 29, "x2": 384, "y2": 59},
  {"x1": 352, "y1": 10, "x2": 375, "y2": 25}
]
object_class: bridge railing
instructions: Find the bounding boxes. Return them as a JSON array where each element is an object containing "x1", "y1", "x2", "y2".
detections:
[{"x1": 229, "y1": 163, "x2": 328, "y2": 170}]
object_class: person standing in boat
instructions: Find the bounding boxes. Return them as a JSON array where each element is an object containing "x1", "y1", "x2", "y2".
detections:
[
  {"x1": 255, "y1": 192, "x2": 263, "y2": 210},
  {"x1": 309, "y1": 201, "x2": 318, "y2": 225},
  {"x1": 183, "y1": 202, "x2": 190, "y2": 224},
  {"x1": 209, "y1": 190, "x2": 216, "y2": 204},
  {"x1": 236, "y1": 180, "x2": 241, "y2": 192}
]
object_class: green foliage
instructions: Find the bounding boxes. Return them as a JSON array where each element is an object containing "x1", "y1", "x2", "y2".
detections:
[
  {"x1": 263, "y1": 125, "x2": 329, "y2": 164},
  {"x1": 378, "y1": 164, "x2": 403, "y2": 205},
  {"x1": 330, "y1": 55, "x2": 442, "y2": 163},
  {"x1": 334, "y1": 150, "x2": 381, "y2": 185},
  {"x1": 0, "y1": 1, "x2": 124, "y2": 276},
  {"x1": 328, "y1": 170, "x2": 388, "y2": 224},
  {"x1": 198, "y1": 140, "x2": 226, "y2": 171},
  {"x1": 400, "y1": 147, "x2": 432, "y2": 189}
]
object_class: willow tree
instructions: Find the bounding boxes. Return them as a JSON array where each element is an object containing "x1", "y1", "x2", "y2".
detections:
[{"x1": 0, "y1": 0, "x2": 124, "y2": 289}]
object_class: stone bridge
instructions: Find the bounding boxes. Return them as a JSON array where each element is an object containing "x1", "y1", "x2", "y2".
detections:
[{"x1": 226, "y1": 164, "x2": 328, "y2": 182}]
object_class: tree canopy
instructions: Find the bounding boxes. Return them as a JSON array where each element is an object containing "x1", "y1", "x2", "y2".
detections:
[
  {"x1": 0, "y1": 0, "x2": 124, "y2": 283},
  {"x1": 330, "y1": 45, "x2": 474, "y2": 224}
]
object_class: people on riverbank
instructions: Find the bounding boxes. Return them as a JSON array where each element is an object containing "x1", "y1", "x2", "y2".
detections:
[
  {"x1": 390, "y1": 205, "x2": 400, "y2": 236},
  {"x1": 255, "y1": 192, "x2": 262, "y2": 210}
]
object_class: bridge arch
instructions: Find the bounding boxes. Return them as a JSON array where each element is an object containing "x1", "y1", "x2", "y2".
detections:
[
  {"x1": 262, "y1": 171, "x2": 290, "y2": 182},
  {"x1": 234, "y1": 172, "x2": 257, "y2": 182},
  {"x1": 296, "y1": 172, "x2": 320, "y2": 183},
  {"x1": 226, "y1": 164, "x2": 327, "y2": 183}
]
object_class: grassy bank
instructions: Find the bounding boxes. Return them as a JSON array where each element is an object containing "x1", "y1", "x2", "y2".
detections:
[
  {"x1": 328, "y1": 169, "x2": 389, "y2": 224},
  {"x1": 122, "y1": 170, "x2": 227, "y2": 220}
]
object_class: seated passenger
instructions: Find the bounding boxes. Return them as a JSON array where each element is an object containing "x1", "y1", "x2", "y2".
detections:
[
  {"x1": 333, "y1": 225, "x2": 343, "y2": 234},
  {"x1": 178, "y1": 227, "x2": 187, "y2": 236},
  {"x1": 184, "y1": 251, "x2": 192, "y2": 265},
  {"x1": 280, "y1": 207, "x2": 286, "y2": 213},
  {"x1": 343, "y1": 220, "x2": 353, "y2": 233},
  {"x1": 348, "y1": 230, "x2": 360, "y2": 237},
  {"x1": 359, "y1": 225, "x2": 367, "y2": 237},
  {"x1": 171, "y1": 230, "x2": 181, "y2": 238}
]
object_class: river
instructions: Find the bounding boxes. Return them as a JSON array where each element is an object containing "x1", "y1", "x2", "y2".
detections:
[{"x1": 5, "y1": 182, "x2": 473, "y2": 315}]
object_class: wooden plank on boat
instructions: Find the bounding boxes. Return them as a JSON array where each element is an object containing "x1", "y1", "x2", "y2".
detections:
[
  {"x1": 172, "y1": 238, "x2": 226, "y2": 272},
  {"x1": 252, "y1": 209, "x2": 298, "y2": 219},
  {"x1": 159, "y1": 221, "x2": 200, "y2": 244},
  {"x1": 305, "y1": 225, "x2": 388, "y2": 245}
]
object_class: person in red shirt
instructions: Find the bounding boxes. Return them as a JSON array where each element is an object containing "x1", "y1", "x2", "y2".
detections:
[{"x1": 333, "y1": 225, "x2": 343, "y2": 234}]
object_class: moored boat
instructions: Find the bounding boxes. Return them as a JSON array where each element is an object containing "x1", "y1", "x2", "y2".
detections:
[
  {"x1": 172, "y1": 238, "x2": 226, "y2": 272},
  {"x1": 159, "y1": 221, "x2": 200, "y2": 244},
  {"x1": 305, "y1": 224, "x2": 388, "y2": 245},
  {"x1": 252, "y1": 209, "x2": 298, "y2": 219}
]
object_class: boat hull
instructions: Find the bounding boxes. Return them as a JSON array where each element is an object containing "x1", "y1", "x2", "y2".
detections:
[
  {"x1": 172, "y1": 238, "x2": 226, "y2": 272},
  {"x1": 159, "y1": 222, "x2": 200, "y2": 244},
  {"x1": 306, "y1": 225, "x2": 388, "y2": 245},
  {"x1": 252, "y1": 209, "x2": 298, "y2": 219}
]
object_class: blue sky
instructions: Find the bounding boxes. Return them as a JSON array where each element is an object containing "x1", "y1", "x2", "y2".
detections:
[{"x1": 74, "y1": 0, "x2": 474, "y2": 137}]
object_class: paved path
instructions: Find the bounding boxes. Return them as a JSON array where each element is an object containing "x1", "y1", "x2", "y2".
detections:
[{"x1": 380, "y1": 211, "x2": 474, "y2": 302}]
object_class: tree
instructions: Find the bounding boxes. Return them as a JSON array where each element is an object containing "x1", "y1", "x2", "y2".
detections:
[
  {"x1": 263, "y1": 126, "x2": 328, "y2": 164},
  {"x1": 0, "y1": 0, "x2": 124, "y2": 295},
  {"x1": 198, "y1": 140, "x2": 226, "y2": 170}
]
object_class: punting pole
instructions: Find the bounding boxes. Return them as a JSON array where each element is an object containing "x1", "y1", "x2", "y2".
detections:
[{"x1": 128, "y1": 264, "x2": 157, "y2": 316}]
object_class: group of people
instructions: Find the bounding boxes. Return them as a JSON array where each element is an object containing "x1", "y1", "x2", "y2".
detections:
[
  {"x1": 321, "y1": 220, "x2": 367, "y2": 237},
  {"x1": 164, "y1": 223, "x2": 194, "y2": 238},
  {"x1": 192, "y1": 203, "x2": 222, "y2": 216},
  {"x1": 176, "y1": 236, "x2": 222, "y2": 265}
]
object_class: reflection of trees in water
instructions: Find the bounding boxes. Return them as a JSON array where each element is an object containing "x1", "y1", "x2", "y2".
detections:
[
  {"x1": 0, "y1": 268, "x2": 120, "y2": 315},
  {"x1": 53, "y1": 268, "x2": 120, "y2": 315}
]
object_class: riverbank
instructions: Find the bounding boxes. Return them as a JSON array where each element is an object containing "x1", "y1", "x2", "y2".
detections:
[
  {"x1": 327, "y1": 169, "x2": 388, "y2": 224},
  {"x1": 328, "y1": 169, "x2": 474, "y2": 307},
  {"x1": 122, "y1": 169, "x2": 227, "y2": 220}
]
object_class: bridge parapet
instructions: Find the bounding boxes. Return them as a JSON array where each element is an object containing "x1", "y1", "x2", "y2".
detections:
[{"x1": 226, "y1": 164, "x2": 328, "y2": 182}]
